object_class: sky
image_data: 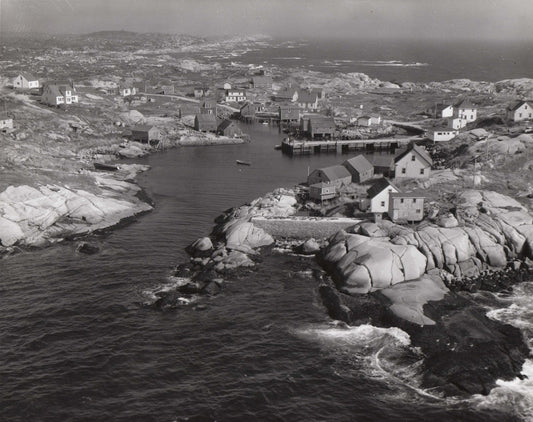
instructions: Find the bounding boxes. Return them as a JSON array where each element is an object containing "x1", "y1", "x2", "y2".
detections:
[{"x1": 1, "y1": 0, "x2": 533, "y2": 41}]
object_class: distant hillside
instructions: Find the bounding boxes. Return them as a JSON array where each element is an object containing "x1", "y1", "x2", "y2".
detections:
[{"x1": 85, "y1": 30, "x2": 142, "y2": 39}]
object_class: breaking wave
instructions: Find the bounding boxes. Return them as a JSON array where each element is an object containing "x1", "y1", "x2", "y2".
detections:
[
  {"x1": 355, "y1": 60, "x2": 429, "y2": 67},
  {"x1": 141, "y1": 275, "x2": 197, "y2": 306}
]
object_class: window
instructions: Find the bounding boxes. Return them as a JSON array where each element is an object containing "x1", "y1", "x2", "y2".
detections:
[
  {"x1": 413, "y1": 198, "x2": 416, "y2": 203},
  {"x1": 400, "y1": 198, "x2": 404, "y2": 203},
  {"x1": 416, "y1": 209, "x2": 421, "y2": 213},
  {"x1": 411, "y1": 155, "x2": 416, "y2": 161},
  {"x1": 420, "y1": 169, "x2": 425, "y2": 175},
  {"x1": 381, "y1": 201, "x2": 385, "y2": 207},
  {"x1": 402, "y1": 168, "x2": 406, "y2": 174}
]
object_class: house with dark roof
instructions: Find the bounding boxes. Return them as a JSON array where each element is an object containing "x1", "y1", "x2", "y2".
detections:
[
  {"x1": 307, "y1": 165, "x2": 352, "y2": 188},
  {"x1": 194, "y1": 113, "x2": 217, "y2": 133},
  {"x1": 343, "y1": 155, "x2": 374, "y2": 183},
  {"x1": 309, "y1": 182, "x2": 337, "y2": 202},
  {"x1": 250, "y1": 75, "x2": 273, "y2": 90},
  {"x1": 454, "y1": 98, "x2": 477, "y2": 122},
  {"x1": 41, "y1": 82, "x2": 78, "y2": 106},
  {"x1": 217, "y1": 119, "x2": 240, "y2": 137},
  {"x1": 366, "y1": 154, "x2": 395, "y2": 177},
  {"x1": 13, "y1": 73, "x2": 39, "y2": 89},
  {"x1": 279, "y1": 104, "x2": 300, "y2": 123},
  {"x1": 307, "y1": 115, "x2": 336, "y2": 138},
  {"x1": 389, "y1": 191, "x2": 425, "y2": 222},
  {"x1": 506, "y1": 100, "x2": 532, "y2": 122},
  {"x1": 131, "y1": 125, "x2": 160, "y2": 144},
  {"x1": 394, "y1": 144, "x2": 432, "y2": 179},
  {"x1": 296, "y1": 89, "x2": 319, "y2": 111},
  {"x1": 200, "y1": 99, "x2": 216, "y2": 115},
  {"x1": 275, "y1": 87, "x2": 298, "y2": 102},
  {"x1": 428, "y1": 103, "x2": 453, "y2": 119},
  {"x1": 240, "y1": 102, "x2": 264, "y2": 119},
  {"x1": 194, "y1": 87, "x2": 210, "y2": 98},
  {"x1": 366, "y1": 178, "x2": 399, "y2": 214}
]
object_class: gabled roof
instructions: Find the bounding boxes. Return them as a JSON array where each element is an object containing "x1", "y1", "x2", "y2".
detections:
[
  {"x1": 316, "y1": 165, "x2": 351, "y2": 181},
  {"x1": 454, "y1": 98, "x2": 474, "y2": 109},
  {"x1": 217, "y1": 119, "x2": 236, "y2": 131},
  {"x1": 367, "y1": 178, "x2": 399, "y2": 199},
  {"x1": 431, "y1": 103, "x2": 453, "y2": 112},
  {"x1": 195, "y1": 113, "x2": 217, "y2": 124},
  {"x1": 297, "y1": 90, "x2": 319, "y2": 103},
  {"x1": 343, "y1": 155, "x2": 374, "y2": 173},
  {"x1": 394, "y1": 144, "x2": 433, "y2": 166},
  {"x1": 507, "y1": 100, "x2": 530, "y2": 111},
  {"x1": 390, "y1": 190, "x2": 425, "y2": 199},
  {"x1": 132, "y1": 124, "x2": 155, "y2": 132},
  {"x1": 45, "y1": 85, "x2": 62, "y2": 97},
  {"x1": 366, "y1": 154, "x2": 395, "y2": 168},
  {"x1": 201, "y1": 99, "x2": 216, "y2": 108},
  {"x1": 252, "y1": 75, "x2": 272, "y2": 84},
  {"x1": 18, "y1": 72, "x2": 38, "y2": 81}
]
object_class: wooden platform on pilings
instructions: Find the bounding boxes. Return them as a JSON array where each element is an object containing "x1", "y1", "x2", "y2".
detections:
[{"x1": 281, "y1": 137, "x2": 416, "y2": 156}]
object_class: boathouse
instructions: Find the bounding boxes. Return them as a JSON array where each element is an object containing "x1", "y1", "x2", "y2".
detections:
[
  {"x1": 394, "y1": 144, "x2": 432, "y2": 179},
  {"x1": 279, "y1": 105, "x2": 300, "y2": 123},
  {"x1": 343, "y1": 155, "x2": 374, "y2": 183},
  {"x1": 506, "y1": 100, "x2": 532, "y2": 122},
  {"x1": 309, "y1": 182, "x2": 337, "y2": 202},
  {"x1": 388, "y1": 191, "x2": 425, "y2": 222},
  {"x1": 307, "y1": 165, "x2": 351, "y2": 188},
  {"x1": 131, "y1": 125, "x2": 161, "y2": 144},
  {"x1": 307, "y1": 116, "x2": 336, "y2": 139},
  {"x1": 194, "y1": 114, "x2": 217, "y2": 133},
  {"x1": 217, "y1": 119, "x2": 240, "y2": 137},
  {"x1": 240, "y1": 102, "x2": 264, "y2": 119}
]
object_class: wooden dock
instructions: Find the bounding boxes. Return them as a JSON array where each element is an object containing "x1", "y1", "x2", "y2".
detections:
[{"x1": 281, "y1": 137, "x2": 417, "y2": 156}]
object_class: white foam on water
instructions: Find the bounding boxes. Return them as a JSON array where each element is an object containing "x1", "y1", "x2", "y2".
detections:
[
  {"x1": 141, "y1": 276, "x2": 192, "y2": 302},
  {"x1": 472, "y1": 282, "x2": 533, "y2": 421},
  {"x1": 355, "y1": 60, "x2": 428, "y2": 67}
]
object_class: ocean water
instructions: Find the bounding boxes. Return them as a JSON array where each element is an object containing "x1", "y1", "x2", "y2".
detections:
[
  {"x1": 236, "y1": 38, "x2": 533, "y2": 82},
  {"x1": 2, "y1": 123, "x2": 532, "y2": 421}
]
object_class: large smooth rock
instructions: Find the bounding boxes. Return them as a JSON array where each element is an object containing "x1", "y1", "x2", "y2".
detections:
[
  {"x1": 186, "y1": 237, "x2": 213, "y2": 257},
  {"x1": 225, "y1": 222, "x2": 274, "y2": 250}
]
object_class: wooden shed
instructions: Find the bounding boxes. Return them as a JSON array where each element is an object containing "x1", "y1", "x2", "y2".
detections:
[
  {"x1": 131, "y1": 125, "x2": 161, "y2": 144},
  {"x1": 194, "y1": 114, "x2": 217, "y2": 133}
]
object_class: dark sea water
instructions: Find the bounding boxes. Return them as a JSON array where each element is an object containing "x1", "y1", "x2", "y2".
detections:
[
  {"x1": 2, "y1": 123, "x2": 532, "y2": 421},
  {"x1": 237, "y1": 38, "x2": 533, "y2": 82}
]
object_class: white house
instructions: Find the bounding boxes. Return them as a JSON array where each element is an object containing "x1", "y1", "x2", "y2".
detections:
[
  {"x1": 41, "y1": 83, "x2": 79, "y2": 106},
  {"x1": 506, "y1": 101, "x2": 533, "y2": 122},
  {"x1": 0, "y1": 118, "x2": 14, "y2": 130},
  {"x1": 454, "y1": 99, "x2": 477, "y2": 122},
  {"x1": 225, "y1": 89, "x2": 246, "y2": 103},
  {"x1": 429, "y1": 128, "x2": 458, "y2": 142},
  {"x1": 357, "y1": 115, "x2": 381, "y2": 127},
  {"x1": 119, "y1": 86, "x2": 137, "y2": 97},
  {"x1": 429, "y1": 103, "x2": 453, "y2": 118},
  {"x1": 394, "y1": 144, "x2": 432, "y2": 179},
  {"x1": 366, "y1": 178, "x2": 400, "y2": 214},
  {"x1": 448, "y1": 117, "x2": 467, "y2": 130},
  {"x1": 13, "y1": 73, "x2": 39, "y2": 89}
]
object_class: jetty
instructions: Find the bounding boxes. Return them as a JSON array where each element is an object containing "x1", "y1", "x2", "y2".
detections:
[{"x1": 281, "y1": 137, "x2": 417, "y2": 156}]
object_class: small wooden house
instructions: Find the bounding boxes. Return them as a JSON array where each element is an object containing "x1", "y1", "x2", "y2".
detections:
[
  {"x1": 0, "y1": 118, "x2": 14, "y2": 130},
  {"x1": 296, "y1": 89, "x2": 319, "y2": 111},
  {"x1": 506, "y1": 100, "x2": 532, "y2": 122},
  {"x1": 389, "y1": 191, "x2": 425, "y2": 222},
  {"x1": 200, "y1": 99, "x2": 216, "y2": 115},
  {"x1": 275, "y1": 87, "x2": 298, "y2": 102},
  {"x1": 13, "y1": 72, "x2": 39, "y2": 89},
  {"x1": 394, "y1": 144, "x2": 432, "y2": 179},
  {"x1": 250, "y1": 76, "x2": 273, "y2": 90},
  {"x1": 131, "y1": 125, "x2": 161, "y2": 144},
  {"x1": 309, "y1": 182, "x2": 337, "y2": 202},
  {"x1": 428, "y1": 103, "x2": 454, "y2": 119},
  {"x1": 357, "y1": 115, "x2": 381, "y2": 127},
  {"x1": 41, "y1": 83, "x2": 78, "y2": 106},
  {"x1": 279, "y1": 105, "x2": 300, "y2": 123},
  {"x1": 448, "y1": 117, "x2": 467, "y2": 130},
  {"x1": 429, "y1": 128, "x2": 457, "y2": 142},
  {"x1": 194, "y1": 87, "x2": 210, "y2": 98},
  {"x1": 367, "y1": 154, "x2": 395, "y2": 177},
  {"x1": 308, "y1": 165, "x2": 352, "y2": 188},
  {"x1": 343, "y1": 155, "x2": 374, "y2": 183},
  {"x1": 308, "y1": 116, "x2": 335, "y2": 138},
  {"x1": 240, "y1": 102, "x2": 264, "y2": 119},
  {"x1": 217, "y1": 119, "x2": 240, "y2": 137},
  {"x1": 454, "y1": 99, "x2": 477, "y2": 122},
  {"x1": 366, "y1": 178, "x2": 399, "y2": 214},
  {"x1": 194, "y1": 114, "x2": 217, "y2": 133}
]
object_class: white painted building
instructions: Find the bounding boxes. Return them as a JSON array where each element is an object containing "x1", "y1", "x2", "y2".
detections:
[
  {"x1": 41, "y1": 83, "x2": 79, "y2": 106},
  {"x1": 0, "y1": 118, "x2": 14, "y2": 130},
  {"x1": 225, "y1": 89, "x2": 246, "y2": 103},
  {"x1": 448, "y1": 117, "x2": 467, "y2": 130},
  {"x1": 454, "y1": 99, "x2": 477, "y2": 122},
  {"x1": 429, "y1": 128, "x2": 458, "y2": 142},
  {"x1": 119, "y1": 86, "x2": 137, "y2": 97},
  {"x1": 13, "y1": 73, "x2": 39, "y2": 89},
  {"x1": 357, "y1": 115, "x2": 381, "y2": 127},
  {"x1": 506, "y1": 101, "x2": 533, "y2": 122},
  {"x1": 366, "y1": 178, "x2": 400, "y2": 214}
]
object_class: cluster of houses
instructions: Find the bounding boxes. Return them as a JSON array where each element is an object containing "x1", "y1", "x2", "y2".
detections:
[{"x1": 307, "y1": 144, "x2": 432, "y2": 222}]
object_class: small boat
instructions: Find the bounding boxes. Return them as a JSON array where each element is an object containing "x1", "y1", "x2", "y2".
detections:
[
  {"x1": 236, "y1": 160, "x2": 252, "y2": 166},
  {"x1": 94, "y1": 162, "x2": 119, "y2": 171},
  {"x1": 274, "y1": 144, "x2": 282, "y2": 150}
]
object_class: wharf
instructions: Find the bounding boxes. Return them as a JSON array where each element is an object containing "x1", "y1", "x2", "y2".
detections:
[{"x1": 281, "y1": 137, "x2": 416, "y2": 155}]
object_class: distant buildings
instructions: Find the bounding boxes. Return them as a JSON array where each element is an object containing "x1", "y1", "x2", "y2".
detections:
[
  {"x1": 13, "y1": 73, "x2": 39, "y2": 89},
  {"x1": 275, "y1": 87, "x2": 298, "y2": 102},
  {"x1": 357, "y1": 115, "x2": 381, "y2": 127},
  {"x1": 343, "y1": 155, "x2": 374, "y2": 183},
  {"x1": 225, "y1": 88, "x2": 246, "y2": 103},
  {"x1": 394, "y1": 144, "x2": 432, "y2": 179},
  {"x1": 307, "y1": 165, "x2": 352, "y2": 188},
  {"x1": 41, "y1": 83, "x2": 79, "y2": 106},
  {"x1": 194, "y1": 114, "x2": 217, "y2": 133},
  {"x1": 131, "y1": 125, "x2": 161, "y2": 144},
  {"x1": 388, "y1": 191, "x2": 425, "y2": 222},
  {"x1": 506, "y1": 100, "x2": 532, "y2": 122},
  {"x1": 250, "y1": 75, "x2": 273, "y2": 90},
  {"x1": 0, "y1": 118, "x2": 14, "y2": 130},
  {"x1": 118, "y1": 85, "x2": 137, "y2": 97}
]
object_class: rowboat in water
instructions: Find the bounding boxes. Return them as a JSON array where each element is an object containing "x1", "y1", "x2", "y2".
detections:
[{"x1": 236, "y1": 160, "x2": 252, "y2": 166}]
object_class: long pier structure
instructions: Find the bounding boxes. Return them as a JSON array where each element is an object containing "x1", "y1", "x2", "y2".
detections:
[{"x1": 281, "y1": 137, "x2": 420, "y2": 156}]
